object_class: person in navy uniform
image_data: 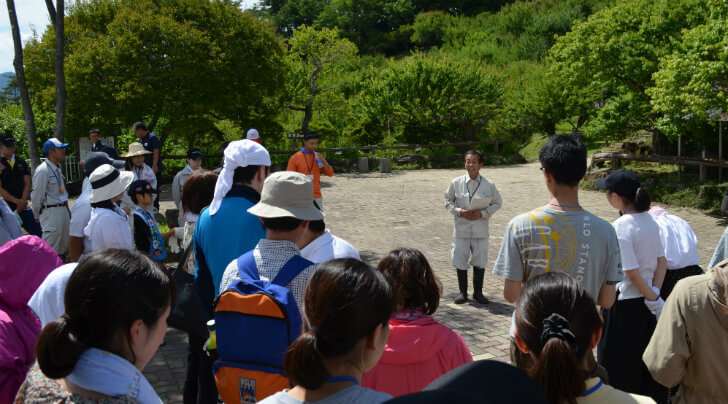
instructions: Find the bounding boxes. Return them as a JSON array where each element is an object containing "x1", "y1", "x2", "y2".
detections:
[
  {"x1": 0, "y1": 133, "x2": 42, "y2": 237},
  {"x1": 88, "y1": 129, "x2": 120, "y2": 159},
  {"x1": 133, "y1": 121, "x2": 162, "y2": 210}
]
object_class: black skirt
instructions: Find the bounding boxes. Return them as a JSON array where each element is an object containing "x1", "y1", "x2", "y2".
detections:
[{"x1": 597, "y1": 296, "x2": 668, "y2": 404}]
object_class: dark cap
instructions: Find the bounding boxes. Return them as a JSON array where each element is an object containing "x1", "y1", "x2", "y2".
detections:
[
  {"x1": 595, "y1": 169, "x2": 641, "y2": 197},
  {"x1": 88, "y1": 128, "x2": 101, "y2": 135},
  {"x1": 84, "y1": 152, "x2": 125, "y2": 177},
  {"x1": 0, "y1": 133, "x2": 16, "y2": 147},
  {"x1": 128, "y1": 179, "x2": 155, "y2": 198},
  {"x1": 303, "y1": 132, "x2": 319, "y2": 141},
  {"x1": 187, "y1": 147, "x2": 203, "y2": 160}
]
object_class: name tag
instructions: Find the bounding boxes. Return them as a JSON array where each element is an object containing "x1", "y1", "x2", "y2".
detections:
[{"x1": 306, "y1": 174, "x2": 314, "y2": 181}]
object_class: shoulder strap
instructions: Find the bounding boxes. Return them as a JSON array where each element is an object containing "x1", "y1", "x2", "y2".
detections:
[
  {"x1": 272, "y1": 255, "x2": 314, "y2": 287},
  {"x1": 236, "y1": 250, "x2": 259, "y2": 281}
]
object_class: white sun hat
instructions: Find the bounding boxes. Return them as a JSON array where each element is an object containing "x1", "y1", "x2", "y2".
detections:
[{"x1": 89, "y1": 164, "x2": 135, "y2": 203}]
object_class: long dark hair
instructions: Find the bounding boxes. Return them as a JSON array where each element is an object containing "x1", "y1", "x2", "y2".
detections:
[
  {"x1": 377, "y1": 248, "x2": 442, "y2": 315},
  {"x1": 35, "y1": 249, "x2": 176, "y2": 378},
  {"x1": 515, "y1": 272, "x2": 602, "y2": 404},
  {"x1": 284, "y1": 259, "x2": 395, "y2": 390}
]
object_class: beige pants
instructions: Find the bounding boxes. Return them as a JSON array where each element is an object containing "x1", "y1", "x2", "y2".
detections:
[
  {"x1": 451, "y1": 237, "x2": 489, "y2": 270},
  {"x1": 40, "y1": 206, "x2": 70, "y2": 256}
]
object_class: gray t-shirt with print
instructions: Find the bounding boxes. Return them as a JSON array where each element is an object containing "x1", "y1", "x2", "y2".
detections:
[
  {"x1": 259, "y1": 386, "x2": 391, "y2": 404},
  {"x1": 493, "y1": 207, "x2": 623, "y2": 300}
]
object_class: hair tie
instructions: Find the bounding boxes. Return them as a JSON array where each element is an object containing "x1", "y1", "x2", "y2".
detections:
[
  {"x1": 540, "y1": 313, "x2": 577, "y2": 352},
  {"x1": 307, "y1": 327, "x2": 321, "y2": 337}
]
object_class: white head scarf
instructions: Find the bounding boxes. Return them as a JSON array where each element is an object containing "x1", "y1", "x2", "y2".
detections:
[{"x1": 210, "y1": 140, "x2": 271, "y2": 215}]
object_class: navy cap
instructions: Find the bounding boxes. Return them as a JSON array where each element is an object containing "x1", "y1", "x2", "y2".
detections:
[
  {"x1": 43, "y1": 138, "x2": 70, "y2": 155},
  {"x1": 187, "y1": 148, "x2": 203, "y2": 160},
  {"x1": 0, "y1": 133, "x2": 15, "y2": 147},
  {"x1": 595, "y1": 169, "x2": 641, "y2": 197},
  {"x1": 128, "y1": 179, "x2": 156, "y2": 198},
  {"x1": 84, "y1": 152, "x2": 125, "y2": 177}
]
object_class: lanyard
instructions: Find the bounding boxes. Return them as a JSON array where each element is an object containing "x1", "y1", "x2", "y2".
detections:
[
  {"x1": 301, "y1": 148, "x2": 315, "y2": 175},
  {"x1": 326, "y1": 376, "x2": 359, "y2": 385},
  {"x1": 580, "y1": 379, "x2": 603, "y2": 397},
  {"x1": 466, "y1": 175, "x2": 481, "y2": 203},
  {"x1": 46, "y1": 161, "x2": 65, "y2": 194}
]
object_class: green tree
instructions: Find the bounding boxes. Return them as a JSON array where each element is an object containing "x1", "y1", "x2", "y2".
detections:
[
  {"x1": 547, "y1": 0, "x2": 709, "y2": 143},
  {"x1": 649, "y1": 0, "x2": 728, "y2": 142},
  {"x1": 358, "y1": 53, "x2": 504, "y2": 144},
  {"x1": 24, "y1": 0, "x2": 287, "y2": 147},
  {"x1": 285, "y1": 25, "x2": 358, "y2": 134}
]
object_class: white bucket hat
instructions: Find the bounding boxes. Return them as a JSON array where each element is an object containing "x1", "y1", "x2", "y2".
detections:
[
  {"x1": 122, "y1": 142, "x2": 152, "y2": 157},
  {"x1": 247, "y1": 171, "x2": 324, "y2": 221},
  {"x1": 89, "y1": 165, "x2": 134, "y2": 203}
]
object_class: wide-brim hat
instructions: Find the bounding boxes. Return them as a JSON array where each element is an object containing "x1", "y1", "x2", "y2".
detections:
[
  {"x1": 595, "y1": 168, "x2": 640, "y2": 197},
  {"x1": 247, "y1": 171, "x2": 324, "y2": 221},
  {"x1": 89, "y1": 164, "x2": 134, "y2": 203},
  {"x1": 122, "y1": 142, "x2": 152, "y2": 157}
]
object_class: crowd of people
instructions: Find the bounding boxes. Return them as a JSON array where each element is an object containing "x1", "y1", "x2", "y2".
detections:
[{"x1": 1, "y1": 129, "x2": 727, "y2": 404}]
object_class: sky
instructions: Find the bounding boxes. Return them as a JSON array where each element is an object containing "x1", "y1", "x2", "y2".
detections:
[{"x1": 0, "y1": 0, "x2": 259, "y2": 74}]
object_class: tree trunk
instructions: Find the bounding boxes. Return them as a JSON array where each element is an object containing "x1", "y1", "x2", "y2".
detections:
[
  {"x1": 6, "y1": 0, "x2": 40, "y2": 170},
  {"x1": 301, "y1": 101, "x2": 313, "y2": 133},
  {"x1": 148, "y1": 114, "x2": 160, "y2": 132},
  {"x1": 53, "y1": 0, "x2": 66, "y2": 142},
  {"x1": 651, "y1": 129, "x2": 670, "y2": 156}
]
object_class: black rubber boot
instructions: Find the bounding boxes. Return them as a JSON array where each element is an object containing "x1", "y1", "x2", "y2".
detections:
[
  {"x1": 472, "y1": 267, "x2": 490, "y2": 304},
  {"x1": 454, "y1": 270, "x2": 468, "y2": 304}
]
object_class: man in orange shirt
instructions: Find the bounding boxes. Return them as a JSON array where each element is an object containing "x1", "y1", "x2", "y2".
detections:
[{"x1": 287, "y1": 132, "x2": 334, "y2": 210}]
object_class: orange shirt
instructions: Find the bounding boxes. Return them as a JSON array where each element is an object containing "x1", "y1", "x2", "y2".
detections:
[{"x1": 287, "y1": 150, "x2": 334, "y2": 199}]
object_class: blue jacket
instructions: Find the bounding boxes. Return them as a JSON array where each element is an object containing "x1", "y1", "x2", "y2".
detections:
[{"x1": 194, "y1": 184, "x2": 265, "y2": 319}]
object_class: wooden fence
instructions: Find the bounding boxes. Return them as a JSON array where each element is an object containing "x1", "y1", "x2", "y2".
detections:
[
  {"x1": 161, "y1": 139, "x2": 509, "y2": 160},
  {"x1": 591, "y1": 152, "x2": 728, "y2": 180}
]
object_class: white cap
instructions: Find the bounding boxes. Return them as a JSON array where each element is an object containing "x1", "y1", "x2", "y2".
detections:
[
  {"x1": 246, "y1": 129, "x2": 259, "y2": 140},
  {"x1": 209, "y1": 140, "x2": 271, "y2": 215}
]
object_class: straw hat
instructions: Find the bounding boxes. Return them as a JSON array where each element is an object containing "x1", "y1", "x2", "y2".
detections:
[
  {"x1": 89, "y1": 165, "x2": 134, "y2": 203},
  {"x1": 122, "y1": 142, "x2": 152, "y2": 157},
  {"x1": 247, "y1": 171, "x2": 324, "y2": 221}
]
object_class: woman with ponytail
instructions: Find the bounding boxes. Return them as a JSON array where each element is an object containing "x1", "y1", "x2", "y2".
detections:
[
  {"x1": 514, "y1": 272, "x2": 654, "y2": 404},
  {"x1": 595, "y1": 169, "x2": 668, "y2": 403},
  {"x1": 15, "y1": 249, "x2": 175, "y2": 403},
  {"x1": 260, "y1": 259, "x2": 395, "y2": 404}
]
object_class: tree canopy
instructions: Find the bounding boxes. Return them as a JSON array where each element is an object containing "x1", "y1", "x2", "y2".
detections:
[{"x1": 24, "y1": 0, "x2": 287, "y2": 146}]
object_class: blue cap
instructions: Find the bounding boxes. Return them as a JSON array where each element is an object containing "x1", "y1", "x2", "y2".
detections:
[{"x1": 43, "y1": 138, "x2": 70, "y2": 155}]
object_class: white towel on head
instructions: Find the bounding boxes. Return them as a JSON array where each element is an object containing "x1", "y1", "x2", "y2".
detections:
[{"x1": 210, "y1": 140, "x2": 271, "y2": 215}]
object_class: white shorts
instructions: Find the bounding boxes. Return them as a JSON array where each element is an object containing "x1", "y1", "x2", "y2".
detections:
[{"x1": 451, "y1": 237, "x2": 489, "y2": 270}]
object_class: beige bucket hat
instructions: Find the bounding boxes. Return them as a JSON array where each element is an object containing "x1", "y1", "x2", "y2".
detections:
[
  {"x1": 247, "y1": 171, "x2": 324, "y2": 221},
  {"x1": 122, "y1": 142, "x2": 152, "y2": 157}
]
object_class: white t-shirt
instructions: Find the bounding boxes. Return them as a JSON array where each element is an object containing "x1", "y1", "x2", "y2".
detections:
[
  {"x1": 69, "y1": 179, "x2": 93, "y2": 257},
  {"x1": 84, "y1": 206, "x2": 132, "y2": 252},
  {"x1": 28, "y1": 263, "x2": 77, "y2": 327},
  {"x1": 649, "y1": 209, "x2": 699, "y2": 269},
  {"x1": 613, "y1": 212, "x2": 665, "y2": 300},
  {"x1": 300, "y1": 230, "x2": 360, "y2": 264}
]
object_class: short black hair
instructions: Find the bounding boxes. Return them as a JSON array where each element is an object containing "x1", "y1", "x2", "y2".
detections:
[
  {"x1": 539, "y1": 135, "x2": 587, "y2": 187},
  {"x1": 261, "y1": 216, "x2": 303, "y2": 232},
  {"x1": 133, "y1": 122, "x2": 147, "y2": 131},
  {"x1": 232, "y1": 165, "x2": 269, "y2": 185},
  {"x1": 465, "y1": 149, "x2": 483, "y2": 164}
]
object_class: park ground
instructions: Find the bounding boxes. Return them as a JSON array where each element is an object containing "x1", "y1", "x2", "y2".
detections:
[{"x1": 144, "y1": 161, "x2": 727, "y2": 402}]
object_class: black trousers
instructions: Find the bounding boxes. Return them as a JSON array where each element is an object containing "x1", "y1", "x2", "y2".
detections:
[
  {"x1": 598, "y1": 297, "x2": 668, "y2": 404},
  {"x1": 660, "y1": 265, "x2": 704, "y2": 300},
  {"x1": 184, "y1": 333, "x2": 204, "y2": 404}
]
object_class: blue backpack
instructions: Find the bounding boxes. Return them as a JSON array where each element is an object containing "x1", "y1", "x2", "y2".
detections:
[{"x1": 213, "y1": 251, "x2": 313, "y2": 403}]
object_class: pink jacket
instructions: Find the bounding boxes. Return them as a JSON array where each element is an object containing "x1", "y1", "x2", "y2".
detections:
[
  {"x1": 362, "y1": 316, "x2": 473, "y2": 397},
  {"x1": 0, "y1": 236, "x2": 61, "y2": 403}
]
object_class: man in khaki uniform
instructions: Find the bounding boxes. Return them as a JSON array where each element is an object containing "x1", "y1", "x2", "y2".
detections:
[
  {"x1": 445, "y1": 149, "x2": 502, "y2": 304},
  {"x1": 31, "y1": 138, "x2": 71, "y2": 255}
]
